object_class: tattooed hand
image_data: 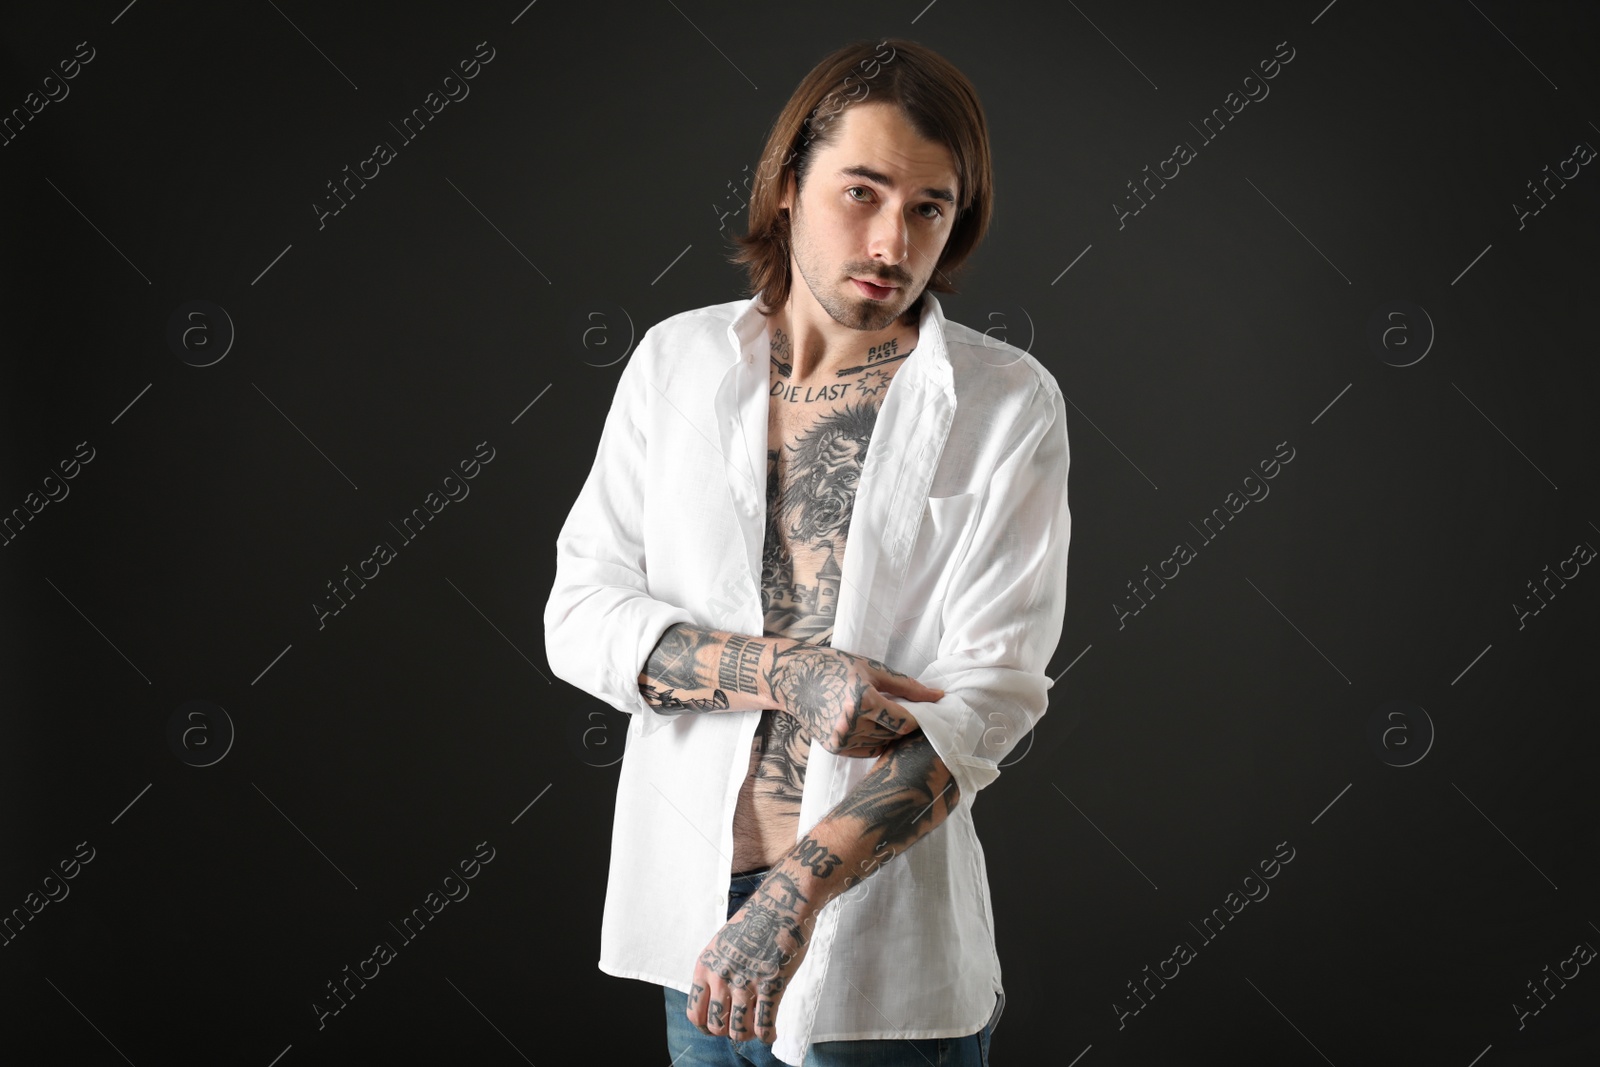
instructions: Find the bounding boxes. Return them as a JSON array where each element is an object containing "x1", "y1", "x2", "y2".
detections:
[
  {"x1": 687, "y1": 869, "x2": 815, "y2": 1045},
  {"x1": 768, "y1": 643, "x2": 942, "y2": 756}
]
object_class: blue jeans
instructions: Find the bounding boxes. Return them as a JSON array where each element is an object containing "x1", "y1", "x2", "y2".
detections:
[{"x1": 663, "y1": 866, "x2": 998, "y2": 1065}]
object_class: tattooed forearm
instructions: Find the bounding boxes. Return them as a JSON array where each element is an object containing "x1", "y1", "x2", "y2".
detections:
[
  {"x1": 698, "y1": 733, "x2": 959, "y2": 1025},
  {"x1": 638, "y1": 623, "x2": 797, "y2": 714},
  {"x1": 832, "y1": 732, "x2": 959, "y2": 856},
  {"x1": 645, "y1": 624, "x2": 720, "y2": 691},
  {"x1": 693, "y1": 737, "x2": 955, "y2": 1038},
  {"x1": 757, "y1": 732, "x2": 960, "y2": 919},
  {"x1": 637, "y1": 682, "x2": 730, "y2": 711},
  {"x1": 794, "y1": 834, "x2": 843, "y2": 878},
  {"x1": 717, "y1": 633, "x2": 766, "y2": 695}
]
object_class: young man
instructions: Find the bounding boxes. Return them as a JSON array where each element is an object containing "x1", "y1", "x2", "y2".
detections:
[{"x1": 544, "y1": 37, "x2": 1071, "y2": 1066}]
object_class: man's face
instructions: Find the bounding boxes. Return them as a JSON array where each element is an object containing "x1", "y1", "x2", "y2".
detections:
[{"x1": 780, "y1": 101, "x2": 960, "y2": 332}]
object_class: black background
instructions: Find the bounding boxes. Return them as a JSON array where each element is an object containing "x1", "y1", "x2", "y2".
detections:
[{"x1": 3, "y1": 1, "x2": 1597, "y2": 1064}]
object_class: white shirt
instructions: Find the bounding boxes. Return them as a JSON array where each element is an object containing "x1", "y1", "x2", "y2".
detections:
[{"x1": 544, "y1": 290, "x2": 1071, "y2": 1066}]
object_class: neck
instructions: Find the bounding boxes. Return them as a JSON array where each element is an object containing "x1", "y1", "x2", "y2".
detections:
[{"x1": 769, "y1": 295, "x2": 922, "y2": 384}]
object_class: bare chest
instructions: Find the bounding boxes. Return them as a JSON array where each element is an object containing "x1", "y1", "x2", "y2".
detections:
[
  {"x1": 727, "y1": 360, "x2": 907, "y2": 870},
  {"x1": 759, "y1": 361, "x2": 903, "y2": 645}
]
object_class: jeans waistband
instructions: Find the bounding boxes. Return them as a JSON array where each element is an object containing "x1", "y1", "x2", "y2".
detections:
[
  {"x1": 726, "y1": 866, "x2": 771, "y2": 919},
  {"x1": 729, "y1": 865, "x2": 771, "y2": 888}
]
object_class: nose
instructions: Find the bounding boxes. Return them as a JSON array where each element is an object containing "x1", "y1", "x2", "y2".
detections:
[{"x1": 867, "y1": 204, "x2": 909, "y2": 268}]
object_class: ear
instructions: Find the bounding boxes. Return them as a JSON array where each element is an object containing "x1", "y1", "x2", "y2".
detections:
[{"x1": 777, "y1": 170, "x2": 795, "y2": 214}]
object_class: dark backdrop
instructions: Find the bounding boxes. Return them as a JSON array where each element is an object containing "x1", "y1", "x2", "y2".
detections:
[{"x1": 3, "y1": 1, "x2": 1597, "y2": 1063}]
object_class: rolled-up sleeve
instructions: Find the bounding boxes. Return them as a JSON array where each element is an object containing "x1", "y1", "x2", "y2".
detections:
[
  {"x1": 543, "y1": 328, "x2": 697, "y2": 738},
  {"x1": 902, "y1": 379, "x2": 1071, "y2": 809}
]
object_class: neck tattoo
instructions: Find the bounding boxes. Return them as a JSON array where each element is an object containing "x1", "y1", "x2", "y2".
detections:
[{"x1": 769, "y1": 329, "x2": 910, "y2": 383}]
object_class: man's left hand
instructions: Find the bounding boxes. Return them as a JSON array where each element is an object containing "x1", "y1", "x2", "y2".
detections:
[{"x1": 686, "y1": 868, "x2": 816, "y2": 1045}]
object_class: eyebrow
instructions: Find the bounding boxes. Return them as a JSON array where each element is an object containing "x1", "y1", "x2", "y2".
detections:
[{"x1": 837, "y1": 164, "x2": 956, "y2": 205}]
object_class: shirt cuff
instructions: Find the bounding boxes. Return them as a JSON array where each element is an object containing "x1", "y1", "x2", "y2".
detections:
[{"x1": 902, "y1": 690, "x2": 1001, "y2": 810}]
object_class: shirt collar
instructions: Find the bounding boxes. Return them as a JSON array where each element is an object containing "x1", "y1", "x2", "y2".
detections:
[{"x1": 725, "y1": 290, "x2": 954, "y2": 390}]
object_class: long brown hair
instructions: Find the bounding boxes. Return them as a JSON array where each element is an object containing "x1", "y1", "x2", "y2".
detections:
[{"x1": 728, "y1": 38, "x2": 994, "y2": 317}]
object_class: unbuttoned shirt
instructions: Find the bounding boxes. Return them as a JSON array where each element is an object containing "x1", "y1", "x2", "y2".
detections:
[{"x1": 544, "y1": 290, "x2": 1071, "y2": 1066}]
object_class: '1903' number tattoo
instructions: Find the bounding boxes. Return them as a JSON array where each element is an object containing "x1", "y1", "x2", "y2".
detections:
[{"x1": 794, "y1": 834, "x2": 842, "y2": 878}]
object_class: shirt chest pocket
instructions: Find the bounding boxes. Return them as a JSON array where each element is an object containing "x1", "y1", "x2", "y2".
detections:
[{"x1": 894, "y1": 491, "x2": 981, "y2": 625}]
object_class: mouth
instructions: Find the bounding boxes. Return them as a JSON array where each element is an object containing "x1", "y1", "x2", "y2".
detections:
[{"x1": 851, "y1": 277, "x2": 899, "y2": 300}]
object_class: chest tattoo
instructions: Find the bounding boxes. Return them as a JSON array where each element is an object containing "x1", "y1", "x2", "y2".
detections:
[{"x1": 731, "y1": 333, "x2": 911, "y2": 868}]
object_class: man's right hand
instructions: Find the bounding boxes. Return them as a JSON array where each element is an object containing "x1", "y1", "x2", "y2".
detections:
[{"x1": 766, "y1": 643, "x2": 943, "y2": 757}]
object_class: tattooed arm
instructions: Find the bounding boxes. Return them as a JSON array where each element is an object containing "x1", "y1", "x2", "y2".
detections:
[
  {"x1": 640, "y1": 627, "x2": 942, "y2": 757},
  {"x1": 687, "y1": 730, "x2": 959, "y2": 1043},
  {"x1": 802, "y1": 729, "x2": 961, "y2": 895},
  {"x1": 637, "y1": 623, "x2": 799, "y2": 714}
]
